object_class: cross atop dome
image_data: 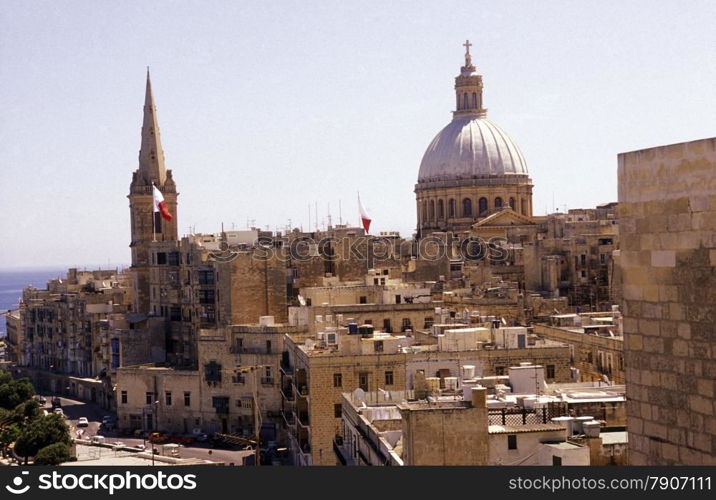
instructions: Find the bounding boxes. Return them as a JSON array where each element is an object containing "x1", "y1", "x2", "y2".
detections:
[{"x1": 460, "y1": 39, "x2": 476, "y2": 75}]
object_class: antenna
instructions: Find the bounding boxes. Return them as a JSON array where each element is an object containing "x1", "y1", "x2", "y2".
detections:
[
  {"x1": 327, "y1": 202, "x2": 332, "y2": 228},
  {"x1": 308, "y1": 204, "x2": 311, "y2": 233},
  {"x1": 339, "y1": 199, "x2": 343, "y2": 225},
  {"x1": 315, "y1": 202, "x2": 318, "y2": 232}
]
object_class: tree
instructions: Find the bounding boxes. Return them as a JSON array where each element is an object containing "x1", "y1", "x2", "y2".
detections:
[
  {"x1": 34, "y1": 442, "x2": 72, "y2": 465},
  {"x1": 0, "y1": 371, "x2": 35, "y2": 410},
  {"x1": 12, "y1": 399, "x2": 40, "y2": 424},
  {"x1": 14, "y1": 414, "x2": 71, "y2": 461},
  {"x1": 0, "y1": 424, "x2": 20, "y2": 458}
]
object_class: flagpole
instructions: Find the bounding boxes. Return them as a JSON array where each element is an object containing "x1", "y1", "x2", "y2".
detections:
[{"x1": 151, "y1": 183, "x2": 157, "y2": 242}]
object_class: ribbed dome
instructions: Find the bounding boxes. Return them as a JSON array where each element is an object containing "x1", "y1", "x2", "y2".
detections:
[{"x1": 418, "y1": 115, "x2": 528, "y2": 183}]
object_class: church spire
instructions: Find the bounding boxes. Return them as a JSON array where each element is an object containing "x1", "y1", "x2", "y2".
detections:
[
  {"x1": 138, "y1": 68, "x2": 167, "y2": 186},
  {"x1": 454, "y1": 40, "x2": 486, "y2": 117}
]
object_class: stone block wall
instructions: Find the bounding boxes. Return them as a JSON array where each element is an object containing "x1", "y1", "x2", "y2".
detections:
[{"x1": 618, "y1": 137, "x2": 716, "y2": 465}]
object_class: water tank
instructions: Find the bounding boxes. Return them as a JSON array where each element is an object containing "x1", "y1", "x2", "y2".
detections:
[
  {"x1": 583, "y1": 420, "x2": 601, "y2": 438},
  {"x1": 358, "y1": 324, "x2": 374, "y2": 338},
  {"x1": 461, "y1": 365, "x2": 475, "y2": 380},
  {"x1": 347, "y1": 322, "x2": 358, "y2": 334},
  {"x1": 425, "y1": 377, "x2": 441, "y2": 393},
  {"x1": 444, "y1": 377, "x2": 458, "y2": 391},
  {"x1": 259, "y1": 316, "x2": 275, "y2": 327}
]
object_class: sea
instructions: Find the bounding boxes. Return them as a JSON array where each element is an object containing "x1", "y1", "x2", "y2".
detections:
[{"x1": 0, "y1": 268, "x2": 71, "y2": 336}]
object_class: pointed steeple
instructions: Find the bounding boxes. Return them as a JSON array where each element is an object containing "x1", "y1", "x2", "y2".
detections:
[{"x1": 138, "y1": 68, "x2": 167, "y2": 186}]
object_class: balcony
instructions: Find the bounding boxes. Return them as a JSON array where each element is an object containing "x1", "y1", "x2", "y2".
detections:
[
  {"x1": 280, "y1": 384, "x2": 294, "y2": 401},
  {"x1": 282, "y1": 409, "x2": 295, "y2": 427},
  {"x1": 280, "y1": 360, "x2": 293, "y2": 376},
  {"x1": 261, "y1": 377, "x2": 274, "y2": 386},
  {"x1": 297, "y1": 411, "x2": 310, "y2": 427}
]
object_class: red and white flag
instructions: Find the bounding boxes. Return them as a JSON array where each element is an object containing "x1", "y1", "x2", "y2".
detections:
[
  {"x1": 358, "y1": 192, "x2": 371, "y2": 233},
  {"x1": 153, "y1": 185, "x2": 173, "y2": 221}
]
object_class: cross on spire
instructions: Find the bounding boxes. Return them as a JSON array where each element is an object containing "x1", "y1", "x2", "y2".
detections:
[{"x1": 463, "y1": 39, "x2": 472, "y2": 55}]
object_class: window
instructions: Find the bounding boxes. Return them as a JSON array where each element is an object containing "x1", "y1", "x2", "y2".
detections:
[
  {"x1": 168, "y1": 252, "x2": 180, "y2": 266},
  {"x1": 463, "y1": 198, "x2": 472, "y2": 217},
  {"x1": 546, "y1": 365, "x2": 555, "y2": 379},
  {"x1": 121, "y1": 391, "x2": 127, "y2": 404},
  {"x1": 383, "y1": 318, "x2": 392, "y2": 333},
  {"x1": 401, "y1": 318, "x2": 412, "y2": 332},
  {"x1": 198, "y1": 269, "x2": 215, "y2": 285},
  {"x1": 478, "y1": 197, "x2": 488, "y2": 215},
  {"x1": 374, "y1": 340, "x2": 384, "y2": 353},
  {"x1": 495, "y1": 366, "x2": 505, "y2": 376},
  {"x1": 472, "y1": 92, "x2": 477, "y2": 108},
  {"x1": 266, "y1": 340, "x2": 272, "y2": 354},
  {"x1": 385, "y1": 371, "x2": 394, "y2": 386},
  {"x1": 395, "y1": 294, "x2": 401, "y2": 304},
  {"x1": 359, "y1": 296, "x2": 367, "y2": 304},
  {"x1": 580, "y1": 254, "x2": 586, "y2": 266},
  {"x1": 507, "y1": 434, "x2": 517, "y2": 450},
  {"x1": 509, "y1": 197, "x2": 515, "y2": 209},
  {"x1": 423, "y1": 317, "x2": 434, "y2": 328},
  {"x1": 333, "y1": 372, "x2": 342, "y2": 387},
  {"x1": 521, "y1": 198, "x2": 526, "y2": 215},
  {"x1": 170, "y1": 306, "x2": 181, "y2": 321},
  {"x1": 184, "y1": 392, "x2": 191, "y2": 407},
  {"x1": 145, "y1": 392, "x2": 154, "y2": 405},
  {"x1": 429, "y1": 200, "x2": 435, "y2": 220},
  {"x1": 448, "y1": 199, "x2": 456, "y2": 218},
  {"x1": 157, "y1": 252, "x2": 167, "y2": 265},
  {"x1": 165, "y1": 391, "x2": 172, "y2": 406},
  {"x1": 438, "y1": 199, "x2": 444, "y2": 219},
  {"x1": 358, "y1": 372, "x2": 369, "y2": 391},
  {"x1": 553, "y1": 455, "x2": 562, "y2": 466},
  {"x1": 494, "y1": 197, "x2": 503, "y2": 209},
  {"x1": 600, "y1": 254, "x2": 606, "y2": 264},
  {"x1": 198, "y1": 290, "x2": 215, "y2": 304},
  {"x1": 463, "y1": 93, "x2": 468, "y2": 109},
  {"x1": 204, "y1": 361, "x2": 222, "y2": 382},
  {"x1": 334, "y1": 404, "x2": 342, "y2": 418}
]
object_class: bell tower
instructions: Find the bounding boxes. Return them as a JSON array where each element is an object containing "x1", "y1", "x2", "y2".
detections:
[{"x1": 128, "y1": 70, "x2": 178, "y2": 313}]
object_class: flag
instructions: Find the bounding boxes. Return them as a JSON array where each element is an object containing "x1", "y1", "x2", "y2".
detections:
[
  {"x1": 153, "y1": 184, "x2": 172, "y2": 221},
  {"x1": 358, "y1": 192, "x2": 371, "y2": 233}
]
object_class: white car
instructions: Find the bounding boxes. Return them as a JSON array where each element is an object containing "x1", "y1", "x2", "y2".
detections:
[
  {"x1": 77, "y1": 417, "x2": 89, "y2": 427},
  {"x1": 53, "y1": 408, "x2": 65, "y2": 418}
]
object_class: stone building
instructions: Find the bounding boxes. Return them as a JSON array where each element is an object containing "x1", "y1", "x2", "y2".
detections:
[
  {"x1": 534, "y1": 310, "x2": 625, "y2": 384},
  {"x1": 280, "y1": 322, "x2": 569, "y2": 465},
  {"x1": 415, "y1": 42, "x2": 533, "y2": 237},
  {"x1": 619, "y1": 137, "x2": 716, "y2": 465}
]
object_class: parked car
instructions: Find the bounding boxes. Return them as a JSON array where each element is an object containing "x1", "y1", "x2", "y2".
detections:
[
  {"x1": 77, "y1": 417, "x2": 89, "y2": 427},
  {"x1": 91, "y1": 435, "x2": 106, "y2": 445},
  {"x1": 34, "y1": 395, "x2": 47, "y2": 405},
  {"x1": 51, "y1": 397, "x2": 61, "y2": 409},
  {"x1": 53, "y1": 408, "x2": 65, "y2": 418},
  {"x1": 192, "y1": 428, "x2": 208, "y2": 442}
]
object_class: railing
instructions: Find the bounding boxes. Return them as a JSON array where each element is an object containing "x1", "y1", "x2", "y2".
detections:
[
  {"x1": 282, "y1": 410, "x2": 295, "y2": 427},
  {"x1": 280, "y1": 385, "x2": 294, "y2": 401},
  {"x1": 280, "y1": 361, "x2": 293, "y2": 375},
  {"x1": 488, "y1": 405, "x2": 568, "y2": 426},
  {"x1": 261, "y1": 377, "x2": 274, "y2": 386},
  {"x1": 297, "y1": 411, "x2": 310, "y2": 427}
]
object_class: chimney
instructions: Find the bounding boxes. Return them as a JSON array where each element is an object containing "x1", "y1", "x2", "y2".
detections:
[{"x1": 471, "y1": 386, "x2": 486, "y2": 409}]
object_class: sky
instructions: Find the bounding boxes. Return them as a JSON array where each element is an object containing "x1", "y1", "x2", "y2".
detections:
[{"x1": 0, "y1": 1, "x2": 714, "y2": 269}]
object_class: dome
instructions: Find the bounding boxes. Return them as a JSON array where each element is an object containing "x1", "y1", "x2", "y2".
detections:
[{"x1": 417, "y1": 115, "x2": 528, "y2": 183}]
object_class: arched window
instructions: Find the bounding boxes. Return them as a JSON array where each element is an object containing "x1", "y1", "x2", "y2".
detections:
[
  {"x1": 456, "y1": 94, "x2": 461, "y2": 110},
  {"x1": 521, "y1": 198, "x2": 527, "y2": 215},
  {"x1": 463, "y1": 198, "x2": 472, "y2": 217},
  {"x1": 429, "y1": 200, "x2": 435, "y2": 220},
  {"x1": 422, "y1": 201, "x2": 427, "y2": 221},
  {"x1": 448, "y1": 199, "x2": 456, "y2": 218},
  {"x1": 478, "y1": 197, "x2": 488, "y2": 215},
  {"x1": 509, "y1": 197, "x2": 516, "y2": 210},
  {"x1": 438, "y1": 199, "x2": 444, "y2": 219},
  {"x1": 472, "y1": 92, "x2": 477, "y2": 108},
  {"x1": 463, "y1": 93, "x2": 468, "y2": 110},
  {"x1": 495, "y1": 197, "x2": 503, "y2": 209}
]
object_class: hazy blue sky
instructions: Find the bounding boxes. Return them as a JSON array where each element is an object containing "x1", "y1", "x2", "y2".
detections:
[{"x1": 1, "y1": 1, "x2": 714, "y2": 269}]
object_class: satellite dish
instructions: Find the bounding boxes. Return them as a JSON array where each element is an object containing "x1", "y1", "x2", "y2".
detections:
[
  {"x1": 298, "y1": 294, "x2": 306, "y2": 306},
  {"x1": 352, "y1": 388, "x2": 366, "y2": 403}
]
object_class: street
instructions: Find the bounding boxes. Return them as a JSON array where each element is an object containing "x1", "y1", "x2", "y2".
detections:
[{"x1": 40, "y1": 394, "x2": 254, "y2": 466}]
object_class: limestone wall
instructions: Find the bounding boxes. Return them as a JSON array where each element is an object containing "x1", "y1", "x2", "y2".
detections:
[{"x1": 618, "y1": 137, "x2": 716, "y2": 465}]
